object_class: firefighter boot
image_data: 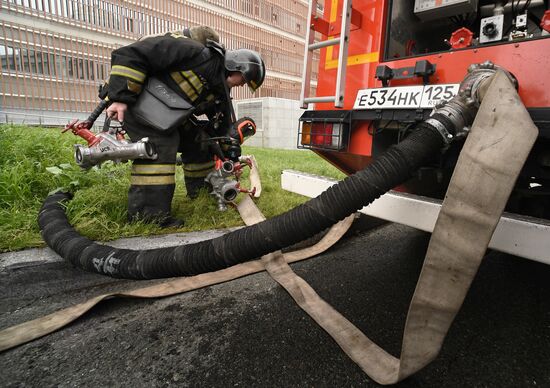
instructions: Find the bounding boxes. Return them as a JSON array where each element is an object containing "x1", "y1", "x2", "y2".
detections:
[
  {"x1": 183, "y1": 161, "x2": 215, "y2": 199},
  {"x1": 184, "y1": 176, "x2": 213, "y2": 199},
  {"x1": 128, "y1": 163, "x2": 184, "y2": 228}
]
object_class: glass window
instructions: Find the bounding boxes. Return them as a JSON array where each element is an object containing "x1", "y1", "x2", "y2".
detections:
[
  {"x1": 49, "y1": 53, "x2": 55, "y2": 76},
  {"x1": 67, "y1": 56, "x2": 74, "y2": 77},
  {"x1": 98, "y1": 62, "x2": 104, "y2": 81},
  {"x1": 14, "y1": 47, "x2": 22, "y2": 71},
  {"x1": 43, "y1": 52, "x2": 51, "y2": 75},
  {"x1": 88, "y1": 59, "x2": 94, "y2": 80},
  {"x1": 28, "y1": 49, "x2": 37, "y2": 73},
  {"x1": 21, "y1": 48, "x2": 30, "y2": 72},
  {"x1": 52, "y1": 0, "x2": 62, "y2": 16},
  {"x1": 36, "y1": 50, "x2": 44, "y2": 74},
  {"x1": 1, "y1": 45, "x2": 10, "y2": 71},
  {"x1": 78, "y1": 58, "x2": 84, "y2": 79}
]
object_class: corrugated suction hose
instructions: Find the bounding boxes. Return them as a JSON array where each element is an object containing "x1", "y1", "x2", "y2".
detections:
[
  {"x1": 38, "y1": 125, "x2": 444, "y2": 279},
  {"x1": 39, "y1": 63, "x2": 503, "y2": 280}
]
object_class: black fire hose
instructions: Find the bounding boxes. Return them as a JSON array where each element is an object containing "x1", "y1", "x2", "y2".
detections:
[{"x1": 38, "y1": 120, "x2": 446, "y2": 279}]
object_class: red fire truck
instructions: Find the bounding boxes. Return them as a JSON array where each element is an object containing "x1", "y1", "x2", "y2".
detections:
[{"x1": 288, "y1": 0, "x2": 550, "y2": 263}]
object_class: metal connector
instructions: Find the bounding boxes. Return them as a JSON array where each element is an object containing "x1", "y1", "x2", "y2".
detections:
[
  {"x1": 205, "y1": 164, "x2": 240, "y2": 211},
  {"x1": 74, "y1": 134, "x2": 157, "y2": 169},
  {"x1": 427, "y1": 61, "x2": 515, "y2": 144}
]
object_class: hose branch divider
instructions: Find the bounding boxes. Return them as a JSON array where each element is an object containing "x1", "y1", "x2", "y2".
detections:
[{"x1": 38, "y1": 62, "x2": 504, "y2": 280}]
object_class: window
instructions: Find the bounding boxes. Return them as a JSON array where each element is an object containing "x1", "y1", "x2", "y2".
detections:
[
  {"x1": 77, "y1": 58, "x2": 83, "y2": 79},
  {"x1": 88, "y1": 59, "x2": 95, "y2": 80},
  {"x1": 67, "y1": 56, "x2": 74, "y2": 77},
  {"x1": 21, "y1": 48, "x2": 30, "y2": 72},
  {"x1": 0, "y1": 45, "x2": 12, "y2": 71}
]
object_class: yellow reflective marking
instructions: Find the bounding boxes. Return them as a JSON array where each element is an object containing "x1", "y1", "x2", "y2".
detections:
[
  {"x1": 130, "y1": 175, "x2": 175, "y2": 185},
  {"x1": 171, "y1": 71, "x2": 183, "y2": 83},
  {"x1": 182, "y1": 70, "x2": 203, "y2": 92},
  {"x1": 171, "y1": 72, "x2": 198, "y2": 101},
  {"x1": 323, "y1": 0, "x2": 379, "y2": 70},
  {"x1": 183, "y1": 169, "x2": 212, "y2": 178},
  {"x1": 127, "y1": 80, "x2": 143, "y2": 94},
  {"x1": 183, "y1": 161, "x2": 215, "y2": 172},
  {"x1": 325, "y1": 48, "x2": 379, "y2": 69},
  {"x1": 330, "y1": 0, "x2": 338, "y2": 22},
  {"x1": 170, "y1": 31, "x2": 186, "y2": 39},
  {"x1": 131, "y1": 164, "x2": 175, "y2": 174},
  {"x1": 111, "y1": 65, "x2": 146, "y2": 83}
]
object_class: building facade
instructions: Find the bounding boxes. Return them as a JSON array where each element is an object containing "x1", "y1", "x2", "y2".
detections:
[{"x1": 0, "y1": 0, "x2": 318, "y2": 126}]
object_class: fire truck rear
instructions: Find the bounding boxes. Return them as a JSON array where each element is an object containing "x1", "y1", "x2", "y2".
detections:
[{"x1": 293, "y1": 0, "x2": 550, "y2": 263}]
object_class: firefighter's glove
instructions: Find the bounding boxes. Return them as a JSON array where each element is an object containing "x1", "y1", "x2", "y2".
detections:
[
  {"x1": 195, "y1": 129, "x2": 225, "y2": 160},
  {"x1": 224, "y1": 143, "x2": 242, "y2": 162},
  {"x1": 230, "y1": 117, "x2": 256, "y2": 145},
  {"x1": 220, "y1": 117, "x2": 256, "y2": 161},
  {"x1": 98, "y1": 82, "x2": 109, "y2": 99}
]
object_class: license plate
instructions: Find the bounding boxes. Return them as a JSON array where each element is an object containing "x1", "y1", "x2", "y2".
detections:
[{"x1": 353, "y1": 84, "x2": 459, "y2": 110}]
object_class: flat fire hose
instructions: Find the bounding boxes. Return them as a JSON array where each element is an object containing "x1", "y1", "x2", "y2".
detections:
[
  {"x1": 236, "y1": 71, "x2": 537, "y2": 384},
  {"x1": 242, "y1": 154, "x2": 261, "y2": 198},
  {"x1": 0, "y1": 210, "x2": 355, "y2": 353}
]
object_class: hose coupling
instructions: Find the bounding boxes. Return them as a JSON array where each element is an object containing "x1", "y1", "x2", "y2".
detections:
[
  {"x1": 461, "y1": 61, "x2": 516, "y2": 103},
  {"x1": 427, "y1": 61, "x2": 515, "y2": 144},
  {"x1": 74, "y1": 134, "x2": 157, "y2": 169},
  {"x1": 205, "y1": 168, "x2": 240, "y2": 211}
]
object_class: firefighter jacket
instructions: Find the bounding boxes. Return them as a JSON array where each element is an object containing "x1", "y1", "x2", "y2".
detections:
[{"x1": 106, "y1": 32, "x2": 232, "y2": 133}]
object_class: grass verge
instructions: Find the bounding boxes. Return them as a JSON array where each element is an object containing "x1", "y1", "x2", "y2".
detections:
[{"x1": 0, "y1": 124, "x2": 345, "y2": 252}]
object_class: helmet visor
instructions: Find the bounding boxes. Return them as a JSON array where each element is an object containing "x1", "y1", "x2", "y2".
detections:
[{"x1": 243, "y1": 60, "x2": 265, "y2": 93}]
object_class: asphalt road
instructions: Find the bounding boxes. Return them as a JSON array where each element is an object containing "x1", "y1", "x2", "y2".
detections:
[{"x1": 1, "y1": 221, "x2": 549, "y2": 387}]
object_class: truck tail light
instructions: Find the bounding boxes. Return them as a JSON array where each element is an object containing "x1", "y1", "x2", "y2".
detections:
[
  {"x1": 301, "y1": 121, "x2": 312, "y2": 145},
  {"x1": 298, "y1": 112, "x2": 350, "y2": 151},
  {"x1": 311, "y1": 122, "x2": 333, "y2": 146},
  {"x1": 299, "y1": 121, "x2": 346, "y2": 150}
]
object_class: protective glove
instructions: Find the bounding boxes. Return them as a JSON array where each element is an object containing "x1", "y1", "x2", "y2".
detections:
[
  {"x1": 223, "y1": 142, "x2": 242, "y2": 162},
  {"x1": 98, "y1": 82, "x2": 109, "y2": 99},
  {"x1": 221, "y1": 117, "x2": 256, "y2": 161},
  {"x1": 229, "y1": 117, "x2": 256, "y2": 144},
  {"x1": 194, "y1": 128, "x2": 226, "y2": 160}
]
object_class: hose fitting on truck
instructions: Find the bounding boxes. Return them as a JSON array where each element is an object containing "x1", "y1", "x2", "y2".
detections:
[
  {"x1": 39, "y1": 62, "x2": 509, "y2": 279},
  {"x1": 426, "y1": 61, "x2": 514, "y2": 144}
]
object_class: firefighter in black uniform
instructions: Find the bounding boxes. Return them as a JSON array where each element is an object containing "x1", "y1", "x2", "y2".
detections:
[{"x1": 103, "y1": 30, "x2": 265, "y2": 227}]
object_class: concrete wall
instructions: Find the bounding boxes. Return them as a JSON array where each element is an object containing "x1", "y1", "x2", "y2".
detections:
[{"x1": 236, "y1": 97, "x2": 303, "y2": 150}]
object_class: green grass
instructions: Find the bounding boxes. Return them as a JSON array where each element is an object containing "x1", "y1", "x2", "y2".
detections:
[{"x1": 0, "y1": 124, "x2": 345, "y2": 252}]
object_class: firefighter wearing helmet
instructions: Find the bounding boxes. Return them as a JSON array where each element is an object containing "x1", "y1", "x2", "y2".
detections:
[{"x1": 102, "y1": 29, "x2": 265, "y2": 228}]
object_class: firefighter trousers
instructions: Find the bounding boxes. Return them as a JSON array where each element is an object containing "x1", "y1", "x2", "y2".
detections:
[{"x1": 124, "y1": 118, "x2": 214, "y2": 223}]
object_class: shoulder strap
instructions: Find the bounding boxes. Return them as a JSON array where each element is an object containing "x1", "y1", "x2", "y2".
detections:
[{"x1": 221, "y1": 69, "x2": 237, "y2": 124}]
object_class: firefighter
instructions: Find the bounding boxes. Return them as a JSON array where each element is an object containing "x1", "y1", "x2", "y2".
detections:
[{"x1": 103, "y1": 31, "x2": 265, "y2": 228}]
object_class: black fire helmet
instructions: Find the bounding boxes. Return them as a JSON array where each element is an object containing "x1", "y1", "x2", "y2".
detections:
[{"x1": 224, "y1": 49, "x2": 266, "y2": 93}]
